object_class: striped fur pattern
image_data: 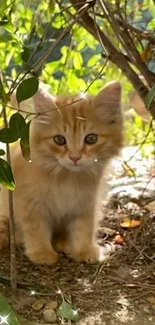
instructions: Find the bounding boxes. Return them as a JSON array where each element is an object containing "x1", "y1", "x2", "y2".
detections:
[{"x1": 0, "y1": 81, "x2": 123, "y2": 264}]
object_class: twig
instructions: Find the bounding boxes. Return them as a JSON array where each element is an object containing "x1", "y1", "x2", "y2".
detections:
[
  {"x1": 70, "y1": 0, "x2": 155, "y2": 118},
  {"x1": 99, "y1": 0, "x2": 153, "y2": 86},
  {"x1": 124, "y1": 118, "x2": 153, "y2": 164}
]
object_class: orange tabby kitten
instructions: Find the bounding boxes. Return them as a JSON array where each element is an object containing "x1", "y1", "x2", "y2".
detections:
[{"x1": 0, "y1": 81, "x2": 123, "y2": 264}]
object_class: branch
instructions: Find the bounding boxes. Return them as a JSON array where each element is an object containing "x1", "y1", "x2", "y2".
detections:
[
  {"x1": 99, "y1": 0, "x2": 154, "y2": 85},
  {"x1": 69, "y1": 0, "x2": 155, "y2": 118}
]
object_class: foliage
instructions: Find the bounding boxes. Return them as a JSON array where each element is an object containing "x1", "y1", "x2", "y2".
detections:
[
  {"x1": 0, "y1": 0, "x2": 154, "y2": 189},
  {"x1": 57, "y1": 300, "x2": 79, "y2": 322},
  {"x1": 0, "y1": 294, "x2": 20, "y2": 325}
]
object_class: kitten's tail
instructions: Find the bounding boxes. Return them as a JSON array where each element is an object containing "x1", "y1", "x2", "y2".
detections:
[{"x1": 0, "y1": 215, "x2": 9, "y2": 250}]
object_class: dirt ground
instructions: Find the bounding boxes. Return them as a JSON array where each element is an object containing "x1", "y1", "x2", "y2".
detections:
[{"x1": 0, "y1": 147, "x2": 155, "y2": 325}]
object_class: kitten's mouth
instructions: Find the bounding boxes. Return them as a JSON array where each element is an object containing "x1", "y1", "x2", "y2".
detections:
[{"x1": 64, "y1": 164, "x2": 84, "y2": 172}]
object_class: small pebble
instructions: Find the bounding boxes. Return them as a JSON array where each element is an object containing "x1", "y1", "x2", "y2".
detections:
[{"x1": 43, "y1": 309, "x2": 57, "y2": 323}]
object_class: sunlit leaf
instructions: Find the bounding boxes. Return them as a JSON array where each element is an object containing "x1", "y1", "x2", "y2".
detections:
[
  {"x1": 87, "y1": 54, "x2": 101, "y2": 68},
  {"x1": 73, "y1": 52, "x2": 83, "y2": 70},
  {"x1": 9, "y1": 112, "x2": 26, "y2": 138},
  {"x1": 57, "y1": 301, "x2": 79, "y2": 322},
  {"x1": 4, "y1": 23, "x2": 15, "y2": 33},
  {"x1": 16, "y1": 77, "x2": 39, "y2": 104},
  {"x1": 135, "y1": 115, "x2": 143, "y2": 129},
  {"x1": 0, "y1": 158, "x2": 16, "y2": 190},
  {"x1": 77, "y1": 40, "x2": 86, "y2": 51}
]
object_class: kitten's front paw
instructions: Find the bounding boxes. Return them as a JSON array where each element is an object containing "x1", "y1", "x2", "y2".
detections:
[
  {"x1": 72, "y1": 245, "x2": 106, "y2": 263},
  {"x1": 54, "y1": 239, "x2": 70, "y2": 255},
  {"x1": 27, "y1": 250, "x2": 59, "y2": 265}
]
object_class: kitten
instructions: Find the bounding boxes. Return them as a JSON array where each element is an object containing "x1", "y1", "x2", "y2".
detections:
[{"x1": 0, "y1": 81, "x2": 123, "y2": 264}]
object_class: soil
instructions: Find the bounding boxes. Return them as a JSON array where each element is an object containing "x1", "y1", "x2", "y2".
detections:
[{"x1": 0, "y1": 148, "x2": 155, "y2": 325}]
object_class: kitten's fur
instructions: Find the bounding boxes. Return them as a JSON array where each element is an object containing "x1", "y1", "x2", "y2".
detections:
[{"x1": 0, "y1": 82, "x2": 123, "y2": 264}]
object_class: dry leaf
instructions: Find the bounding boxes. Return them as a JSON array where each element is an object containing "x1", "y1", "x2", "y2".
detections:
[
  {"x1": 114, "y1": 234, "x2": 124, "y2": 244},
  {"x1": 32, "y1": 299, "x2": 45, "y2": 311},
  {"x1": 141, "y1": 46, "x2": 153, "y2": 62},
  {"x1": 120, "y1": 218, "x2": 141, "y2": 229}
]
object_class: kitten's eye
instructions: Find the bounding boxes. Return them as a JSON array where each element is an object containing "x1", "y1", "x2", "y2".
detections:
[
  {"x1": 53, "y1": 135, "x2": 66, "y2": 146},
  {"x1": 84, "y1": 134, "x2": 98, "y2": 145}
]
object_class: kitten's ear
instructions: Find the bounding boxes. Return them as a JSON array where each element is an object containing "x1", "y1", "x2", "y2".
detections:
[
  {"x1": 33, "y1": 88, "x2": 57, "y2": 114},
  {"x1": 94, "y1": 81, "x2": 122, "y2": 123}
]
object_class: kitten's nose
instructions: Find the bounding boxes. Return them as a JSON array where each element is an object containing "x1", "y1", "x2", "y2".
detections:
[{"x1": 69, "y1": 156, "x2": 81, "y2": 164}]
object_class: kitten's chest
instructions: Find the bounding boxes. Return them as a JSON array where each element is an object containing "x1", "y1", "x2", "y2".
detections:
[{"x1": 41, "y1": 176, "x2": 95, "y2": 218}]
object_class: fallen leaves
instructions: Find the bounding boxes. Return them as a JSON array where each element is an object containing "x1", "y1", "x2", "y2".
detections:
[
  {"x1": 31, "y1": 296, "x2": 80, "y2": 323},
  {"x1": 32, "y1": 299, "x2": 45, "y2": 311},
  {"x1": 120, "y1": 218, "x2": 141, "y2": 229},
  {"x1": 140, "y1": 45, "x2": 153, "y2": 62}
]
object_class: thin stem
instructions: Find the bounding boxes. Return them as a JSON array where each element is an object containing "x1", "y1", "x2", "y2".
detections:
[{"x1": 3, "y1": 104, "x2": 17, "y2": 294}]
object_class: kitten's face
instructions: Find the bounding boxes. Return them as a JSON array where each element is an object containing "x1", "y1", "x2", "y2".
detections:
[
  {"x1": 30, "y1": 82, "x2": 123, "y2": 173},
  {"x1": 34, "y1": 117, "x2": 106, "y2": 172}
]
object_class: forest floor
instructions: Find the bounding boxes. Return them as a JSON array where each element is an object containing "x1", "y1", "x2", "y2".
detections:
[{"x1": 0, "y1": 146, "x2": 155, "y2": 325}]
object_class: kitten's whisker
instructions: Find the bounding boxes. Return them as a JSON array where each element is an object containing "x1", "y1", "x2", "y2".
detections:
[
  {"x1": 34, "y1": 120, "x2": 50, "y2": 125},
  {"x1": 48, "y1": 163, "x2": 61, "y2": 174}
]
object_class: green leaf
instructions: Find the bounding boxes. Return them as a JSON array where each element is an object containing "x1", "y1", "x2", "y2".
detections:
[
  {"x1": 49, "y1": 0, "x2": 55, "y2": 12},
  {"x1": 4, "y1": 23, "x2": 15, "y2": 33},
  {"x1": 145, "y1": 84, "x2": 155, "y2": 109},
  {"x1": 57, "y1": 301, "x2": 79, "y2": 322},
  {"x1": 77, "y1": 40, "x2": 86, "y2": 51},
  {"x1": 16, "y1": 77, "x2": 39, "y2": 104},
  {"x1": 0, "y1": 76, "x2": 9, "y2": 102},
  {"x1": 0, "y1": 295, "x2": 19, "y2": 325},
  {"x1": 20, "y1": 121, "x2": 31, "y2": 161},
  {"x1": 135, "y1": 115, "x2": 143, "y2": 129},
  {"x1": 87, "y1": 54, "x2": 101, "y2": 67},
  {"x1": 0, "y1": 128, "x2": 18, "y2": 143},
  {"x1": 0, "y1": 149, "x2": 5, "y2": 156},
  {"x1": 21, "y1": 47, "x2": 31, "y2": 63},
  {"x1": 73, "y1": 52, "x2": 83, "y2": 70},
  {"x1": 0, "y1": 158, "x2": 16, "y2": 190},
  {"x1": 9, "y1": 113, "x2": 26, "y2": 138}
]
